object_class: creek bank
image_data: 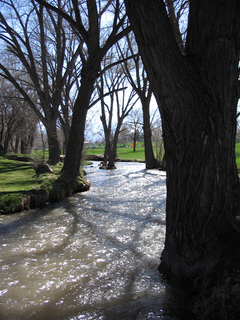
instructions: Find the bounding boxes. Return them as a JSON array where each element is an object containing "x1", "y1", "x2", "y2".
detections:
[{"x1": 0, "y1": 174, "x2": 90, "y2": 215}]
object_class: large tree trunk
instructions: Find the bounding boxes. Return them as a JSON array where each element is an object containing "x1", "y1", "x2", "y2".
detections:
[
  {"x1": 61, "y1": 100, "x2": 87, "y2": 176},
  {"x1": 142, "y1": 99, "x2": 160, "y2": 169},
  {"x1": 106, "y1": 141, "x2": 115, "y2": 169},
  {"x1": 125, "y1": 0, "x2": 240, "y2": 281},
  {"x1": 61, "y1": 67, "x2": 97, "y2": 176}
]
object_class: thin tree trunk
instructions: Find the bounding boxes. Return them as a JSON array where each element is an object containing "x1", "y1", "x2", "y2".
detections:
[
  {"x1": 142, "y1": 99, "x2": 160, "y2": 169},
  {"x1": 21, "y1": 136, "x2": 28, "y2": 154},
  {"x1": 113, "y1": 120, "x2": 123, "y2": 159},
  {"x1": 14, "y1": 135, "x2": 20, "y2": 153}
]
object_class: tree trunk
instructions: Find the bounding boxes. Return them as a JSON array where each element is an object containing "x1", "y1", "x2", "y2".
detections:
[
  {"x1": 21, "y1": 136, "x2": 28, "y2": 154},
  {"x1": 102, "y1": 126, "x2": 115, "y2": 169},
  {"x1": 61, "y1": 67, "x2": 97, "y2": 176},
  {"x1": 106, "y1": 142, "x2": 115, "y2": 169},
  {"x1": 45, "y1": 124, "x2": 60, "y2": 165},
  {"x1": 113, "y1": 120, "x2": 123, "y2": 159},
  {"x1": 142, "y1": 99, "x2": 160, "y2": 169},
  {"x1": 14, "y1": 135, "x2": 19, "y2": 153},
  {"x1": 125, "y1": 0, "x2": 240, "y2": 281}
]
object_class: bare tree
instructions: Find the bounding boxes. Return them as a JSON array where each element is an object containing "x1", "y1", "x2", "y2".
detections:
[
  {"x1": 124, "y1": 107, "x2": 143, "y2": 152},
  {"x1": 97, "y1": 62, "x2": 138, "y2": 168},
  {"x1": 0, "y1": 0, "x2": 80, "y2": 163},
  {"x1": 0, "y1": 79, "x2": 38, "y2": 153},
  {"x1": 118, "y1": 33, "x2": 160, "y2": 168},
  {"x1": 35, "y1": 0, "x2": 131, "y2": 176}
]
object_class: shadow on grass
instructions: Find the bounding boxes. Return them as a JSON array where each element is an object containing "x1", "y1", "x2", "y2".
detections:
[
  {"x1": 0, "y1": 161, "x2": 33, "y2": 174},
  {"x1": 2, "y1": 178, "x2": 43, "y2": 189}
]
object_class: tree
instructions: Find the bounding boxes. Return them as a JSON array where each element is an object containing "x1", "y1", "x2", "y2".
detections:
[
  {"x1": 97, "y1": 65, "x2": 138, "y2": 168},
  {"x1": 124, "y1": 0, "x2": 240, "y2": 287},
  {"x1": 124, "y1": 108, "x2": 143, "y2": 152},
  {"x1": 35, "y1": 0, "x2": 130, "y2": 176},
  {"x1": 0, "y1": 0, "x2": 80, "y2": 163},
  {"x1": 118, "y1": 33, "x2": 160, "y2": 168},
  {"x1": 0, "y1": 80, "x2": 38, "y2": 153}
]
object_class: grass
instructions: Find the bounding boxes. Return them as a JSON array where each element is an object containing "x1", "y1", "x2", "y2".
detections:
[
  {"x1": 0, "y1": 159, "x2": 64, "y2": 213},
  {"x1": 0, "y1": 158, "x2": 62, "y2": 193},
  {"x1": 1, "y1": 142, "x2": 240, "y2": 214},
  {"x1": 86, "y1": 145, "x2": 145, "y2": 161}
]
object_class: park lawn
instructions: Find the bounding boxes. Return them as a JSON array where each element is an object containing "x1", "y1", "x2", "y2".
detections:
[
  {"x1": 0, "y1": 158, "x2": 63, "y2": 193},
  {"x1": 116, "y1": 147, "x2": 145, "y2": 161},
  {"x1": 1, "y1": 143, "x2": 240, "y2": 214},
  {"x1": 86, "y1": 146, "x2": 145, "y2": 161},
  {"x1": 88, "y1": 142, "x2": 240, "y2": 170}
]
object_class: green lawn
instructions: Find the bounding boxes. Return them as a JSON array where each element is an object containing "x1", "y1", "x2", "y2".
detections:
[
  {"x1": 86, "y1": 146, "x2": 145, "y2": 161},
  {"x1": 0, "y1": 159, "x2": 64, "y2": 213},
  {"x1": 0, "y1": 158, "x2": 63, "y2": 193},
  {"x1": 1, "y1": 143, "x2": 240, "y2": 214}
]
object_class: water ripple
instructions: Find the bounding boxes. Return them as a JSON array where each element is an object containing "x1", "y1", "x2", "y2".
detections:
[{"x1": 0, "y1": 162, "x2": 183, "y2": 319}]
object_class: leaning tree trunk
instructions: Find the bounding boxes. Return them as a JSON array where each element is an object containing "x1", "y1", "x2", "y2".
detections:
[
  {"x1": 112, "y1": 120, "x2": 123, "y2": 159},
  {"x1": 61, "y1": 67, "x2": 98, "y2": 176},
  {"x1": 125, "y1": 0, "x2": 240, "y2": 282},
  {"x1": 61, "y1": 99, "x2": 88, "y2": 176},
  {"x1": 142, "y1": 98, "x2": 160, "y2": 169}
]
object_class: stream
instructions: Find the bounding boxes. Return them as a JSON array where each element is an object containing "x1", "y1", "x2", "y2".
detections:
[{"x1": 0, "y1": 161, "x2": 184, "y2": 319}]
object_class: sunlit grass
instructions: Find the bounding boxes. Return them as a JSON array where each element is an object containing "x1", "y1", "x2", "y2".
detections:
[
  {"x1": 86, "y1": 145, "x2": 145, "y2": 161},
  {"x1": 0, "y1": 159, "x2": 62, "y2": 193},
  {"x1": 117, "y1": 147, "x2": 145, "y2": 161}
]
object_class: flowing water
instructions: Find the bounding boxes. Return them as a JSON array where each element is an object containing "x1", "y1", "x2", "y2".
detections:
[{"x1": 0, "y1": 162, "x2": 183, "y2": 320}]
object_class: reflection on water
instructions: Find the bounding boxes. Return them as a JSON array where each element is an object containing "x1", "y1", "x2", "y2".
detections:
[{"x1": 0, "y1": 162, "x2": 182, "y2": 319}]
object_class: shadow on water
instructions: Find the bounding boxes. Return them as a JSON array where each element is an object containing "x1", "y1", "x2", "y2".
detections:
[
  {"x1": 0, "y1": 162, "x2": 190, "y2": 320},
  {"x1": 0, "y1": 209, "x2": 187, "y2": 320},
  {"x1": 0, "y1": 200, "x2": 79, "y2": 254}
]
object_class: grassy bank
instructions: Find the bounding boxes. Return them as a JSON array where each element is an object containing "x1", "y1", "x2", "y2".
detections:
[
  {"x1": 0, "y1": 158, "x2": 89, "y2": 214},
  {"x1": 1, "y1": 142, "x2": 240, "y2": 215},
  {"x1": 0, "y1": 146, "x2": 146, "y2": 214}
]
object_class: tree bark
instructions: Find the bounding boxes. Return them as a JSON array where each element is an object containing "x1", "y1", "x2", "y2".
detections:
[
  {"x1": 100, "y1": 113, "x2": 115, "y2": 169},
  {"x1": 142, "y1": 98, "x2": 160, "y2": 169},
  {"x1": 125, "y1": 0, "x2": 240, "y2": 281},
  {"x1": 45, "y1": 123, "x2": 60, "y2": 165},
  {"x1": 61, "y1": 67, "x2": 96, "y2": 176}
]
